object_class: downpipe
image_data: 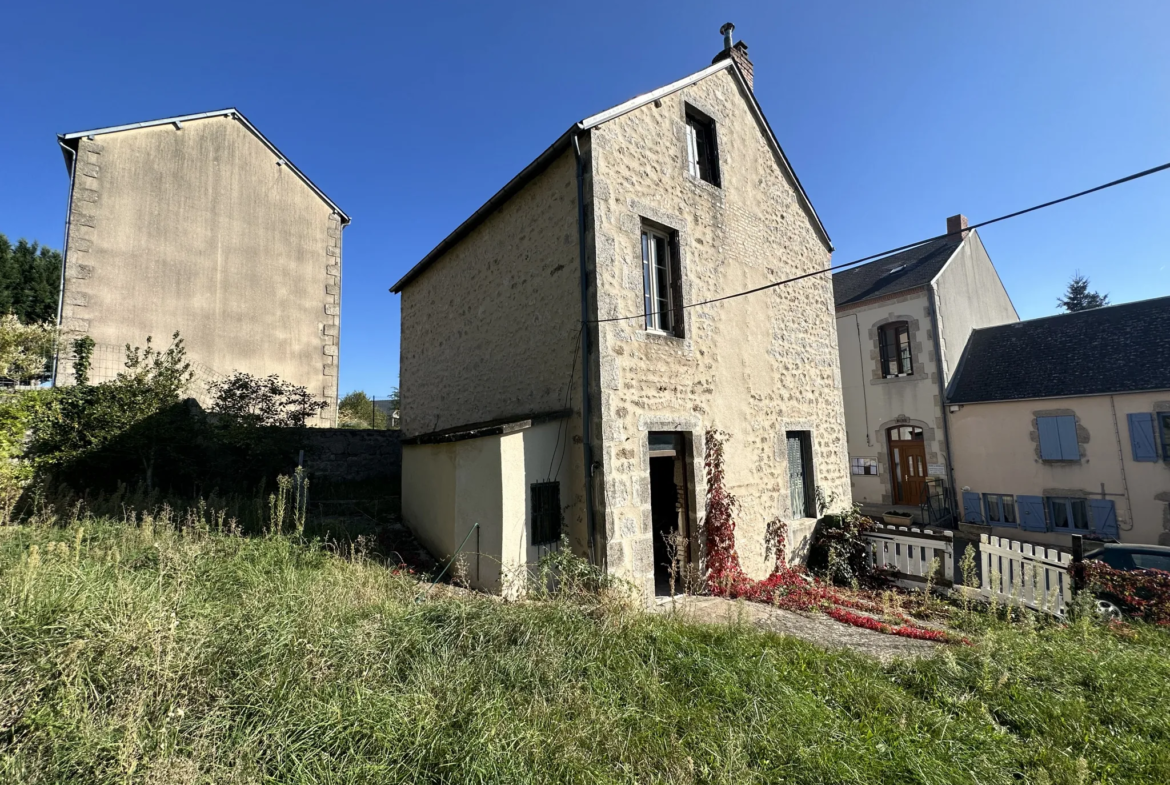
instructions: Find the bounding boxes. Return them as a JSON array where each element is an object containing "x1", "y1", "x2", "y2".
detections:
[{"x1": 572, "y1": 133, "x2": 597, "y2": 565}]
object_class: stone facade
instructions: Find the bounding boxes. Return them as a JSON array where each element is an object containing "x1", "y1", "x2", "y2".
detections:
[
  {"x1": 57, "y1": 112, "x2": 346, "y2": 425},
  {"x1": 396, "y1": 61, "x2": 852, "y2": 597},
  {"x1": 586, "y1": 66, "x2": 849, "y2": 588}
]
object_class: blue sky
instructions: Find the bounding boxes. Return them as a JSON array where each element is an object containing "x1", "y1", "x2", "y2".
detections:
[{"x1": 2, "y1": 1, "x2": 1167, "y2": 398}]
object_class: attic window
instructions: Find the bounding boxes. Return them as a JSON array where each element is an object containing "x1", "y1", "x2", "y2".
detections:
[{"x1": 685, "y1": 106, "x2": 720, "y2": 186}]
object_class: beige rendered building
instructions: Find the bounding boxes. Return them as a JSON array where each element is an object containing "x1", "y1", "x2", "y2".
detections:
[
  {"x1": 55, "y1": 109, "x2": 349, "y2": 424},
  {"x1": 833, "y1": 222, "x2": 1018, "y2": 522},
  {"x1": 391, "y1": 26, "x2": 851, "y2": 599},
  {"x1": 947, "y1": 296, "x2": 1170, "y2": 546}
]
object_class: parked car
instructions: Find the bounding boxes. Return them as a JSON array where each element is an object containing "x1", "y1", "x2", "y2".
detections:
[{"x1": 1082, "y1": 544, "x2": 1170, "y2": 618}]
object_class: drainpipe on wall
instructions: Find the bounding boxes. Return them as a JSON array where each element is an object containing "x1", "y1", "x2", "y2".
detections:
[
  {"x1": 572, "y1": 133, "x2": 597, "y2": 565},
  {"x1": 50, "y1": 139, "x2": 79, "y2": 388},
  {"x1": 925, "y1": 283, "x2": 959, "y2": 521}
]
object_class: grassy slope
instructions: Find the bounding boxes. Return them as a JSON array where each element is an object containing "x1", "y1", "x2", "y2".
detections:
[{"x1": 1, "y1": 521, "x2": 1169, "y2": 784}]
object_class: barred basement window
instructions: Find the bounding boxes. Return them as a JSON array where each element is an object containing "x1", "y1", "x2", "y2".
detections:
[{"x1": 531, "y1": 482, "x2": 562, "y2": 546}]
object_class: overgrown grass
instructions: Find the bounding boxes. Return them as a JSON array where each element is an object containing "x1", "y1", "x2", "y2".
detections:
[{"x1": 2, "y1": 519, "x2": 1169, "y2": 784}]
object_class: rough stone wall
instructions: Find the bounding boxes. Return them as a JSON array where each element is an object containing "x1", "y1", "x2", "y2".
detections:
[
  {"x1": 587, "y1": 67, "x2": 851, "y2": 593},
  {"x1": 397, "y1": 152, "x2": 592, "y2": 555},
  {"x1": 301, "y1": 428, "x2": 401, "y2": 483},
  {"x1": 59, "y1": 117, "x2": 343, "y2": 425}
]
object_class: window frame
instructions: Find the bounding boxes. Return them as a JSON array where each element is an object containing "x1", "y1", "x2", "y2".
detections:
[
  {"x1": 786, "y1": 431, "x2": 816, "y2": 519},
  {"x1": 530, "y1": 481, "x2": 563, "y2": 547},
  {"x1": 1047, "y1": 496, "x2": 1089, "y2": 532},
  {"x1": 877, "y1": 321, "x2": 913, "y2": 378},
  {"x1": 983, "y1": 493, "x2": 1018, "y2": 526},
  {"x1": 684, "y1": 105, "x2": 720, "y2": 187},
  {"x1": 641, "y1": 224, "x2": 683, "y2": 337}
]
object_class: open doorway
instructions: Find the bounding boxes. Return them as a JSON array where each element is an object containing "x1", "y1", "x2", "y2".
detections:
[{"x1": 648, "y1": 432, "x2": 693, "y2": 596}]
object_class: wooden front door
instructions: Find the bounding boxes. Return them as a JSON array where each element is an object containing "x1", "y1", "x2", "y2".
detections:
[{"x1": 888, "y1": 426, "x2": 927, "y2": 506}]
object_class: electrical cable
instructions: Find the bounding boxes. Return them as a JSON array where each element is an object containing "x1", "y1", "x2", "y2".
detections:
[{"x1": 592, "y1": 159, "x2": 1170, "y2": 325}]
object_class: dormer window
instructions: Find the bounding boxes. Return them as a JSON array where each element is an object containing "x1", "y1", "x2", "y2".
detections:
[
  {"x1": 685, "y1": 107, "x2": 720, "y2": 186},
  {"x1": 878, "y1": 322, "x2": 913, "y2": 377}
]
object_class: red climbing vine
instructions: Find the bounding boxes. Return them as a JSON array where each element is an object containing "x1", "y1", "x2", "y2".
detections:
[{"x1": 702, "y1": 429, "x2": 965, "y2": 645}]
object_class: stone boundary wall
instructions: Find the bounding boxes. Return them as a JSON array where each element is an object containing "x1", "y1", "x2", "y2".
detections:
[{"x1": 301, "y1": 428, "x2": 401, "y2": 483}]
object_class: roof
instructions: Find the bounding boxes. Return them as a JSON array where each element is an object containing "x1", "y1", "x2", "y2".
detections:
[
  {"x1": 390, "y1": 59, "x2": 830, "y2": 293},
  {"x1": 58, "y1": 108, "x2": 350, "y2": 224},
  {"x1": 947, "y1": 295, "x2": 1170, "y2": 404},
  {"x1": 832, "y1": 236, "x2": 962, "y2": 308},
  {"x1": 400, "y1": 409, "x2": 571, "y2": 445}
]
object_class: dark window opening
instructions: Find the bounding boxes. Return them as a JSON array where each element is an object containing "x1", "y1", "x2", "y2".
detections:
[
  {"x1": 878, "y1": 322, "x2": 913, "y2": 377},
  {"x1": 648, "y1": 432, "x2": 692, "y2": 597},
  {"x1": 1159, "y1": 412, "x2": 1170, "y2": 460},
  {"x1": 1048, "y1": 497, "x2": 1089, "y2": 531},
  {"x1": 786, "y1": 431, "x2": 816, "y2": 519},
  {"x1": 685, "y1": 108, "x2": 720, "y2": 186},
  {"x1": 641, "y1": 225, "x2": 683, "y2": 336},
  {"x1": 983, "y1": 493, "x2": 1017, "y2": 526},
  {"x1": 531, "y1": 482, "x2": 562, "y2": 546}
]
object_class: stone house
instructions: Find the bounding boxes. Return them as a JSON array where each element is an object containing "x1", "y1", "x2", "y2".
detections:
[
  {"x1": 391, "y1": 26, "x2": 851, "y2": 599},
  {"x1": 833, "y1": 219, "x2": 1018, "y2": 522},
  {"x1": 55, "y1": 109, "x2": 348, "y2": 425},
  {"x1": 947, "y1": 296, "x2": 1170, "y2": 547}
]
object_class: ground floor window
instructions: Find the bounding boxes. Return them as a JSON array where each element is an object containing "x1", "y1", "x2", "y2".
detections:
[
  {"x1": 786, "y1": 431, "x2": 815, "y2": 519},
  {"x1": 984, "y1": 493, "x2": 1017, "y2": 526},
  {"x1": 530, "y1": 482, "x2": 562, "y2": 546},
  {"x1": 1048, "y1": 497, "x2": 1089, "y2": 531}
]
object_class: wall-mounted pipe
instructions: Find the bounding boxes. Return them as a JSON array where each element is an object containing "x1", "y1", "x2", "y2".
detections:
[{"x1": 50, "y1": 140, "x2": 79, "y2": 387}]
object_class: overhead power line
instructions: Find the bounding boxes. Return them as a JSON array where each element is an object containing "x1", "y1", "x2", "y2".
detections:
[{"x1": 592, "y1": 159, "x2": 1170, "y2": 325}]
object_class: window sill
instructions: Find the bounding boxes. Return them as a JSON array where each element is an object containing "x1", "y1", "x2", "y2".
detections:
[{"x1": 638, "y1": 329, "x2": 686, "y2": 345}]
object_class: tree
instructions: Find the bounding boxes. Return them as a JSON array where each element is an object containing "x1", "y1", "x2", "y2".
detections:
[
  {"x1": 1057, "y1": 272, "x2": 1110, "y2": 313},
  {"x1": 0, "y1": 234, "x2": 62, "y2": 324},
  {"x1": 338, "y1": 388, "x2": 398, "y2": 429},
  {"x1": 0, "y1": 315, "x2": 56, "y2": 383},
  {"x1": 208, "y1": 372, "x2": 328, "y2": 428}
]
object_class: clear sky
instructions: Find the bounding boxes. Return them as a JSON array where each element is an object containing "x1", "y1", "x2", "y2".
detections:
[{"x1": 2, "y1": 1, "x2": 1167, "y2": 399}]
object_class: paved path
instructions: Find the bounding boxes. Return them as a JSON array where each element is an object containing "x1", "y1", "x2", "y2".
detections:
[{"x1": 653, "y1": 595, "x2": 942, "y2": 663}]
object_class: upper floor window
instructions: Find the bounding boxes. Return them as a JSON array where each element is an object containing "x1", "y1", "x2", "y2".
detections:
[
  {"x1": 1037, "y1": 415, "x2": 1079, "y2": 461},
  {"x1": 642, "y1": 226, "x2": 682, "y2": 336},
  {"x1": 878, "y1": 322, "x2": 912, "y2": 377},
  {"x1": 685, "y1": 107, "x2": 720, "y2": 186}
]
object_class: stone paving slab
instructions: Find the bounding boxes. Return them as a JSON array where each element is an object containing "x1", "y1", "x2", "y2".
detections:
[{"x1": 653, "y1": 595, "x2": 942, "y2": 663}]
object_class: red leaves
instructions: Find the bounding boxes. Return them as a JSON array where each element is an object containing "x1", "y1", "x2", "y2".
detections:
[
  {"x1": 1072, "y1": 561, "x2": 1170, "y2": 624},
  {"x1": 702, "y1": 428, "x2": 964, "y2": 645}
]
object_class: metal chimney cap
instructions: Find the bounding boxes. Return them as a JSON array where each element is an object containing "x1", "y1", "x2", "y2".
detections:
[{"x1": 720, "y1": 22, "x2": 735, "y2": 49}]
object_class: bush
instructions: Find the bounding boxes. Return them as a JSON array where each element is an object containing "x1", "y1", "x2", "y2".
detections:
[{"x1": 806, "y1": 505, "x2": 878, "y2": 586}]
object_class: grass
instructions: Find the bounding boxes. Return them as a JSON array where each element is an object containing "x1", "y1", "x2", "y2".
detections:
[{"x1": 2, "y1": 517, "x2": 1169, "y2": 784}]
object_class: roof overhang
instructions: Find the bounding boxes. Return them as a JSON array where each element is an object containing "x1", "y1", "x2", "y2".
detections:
[
  {"x1": 390, "y1": 58, "x2": 831, "y2": 293},
  {"x1": 57, "y1": 108, "x2": 350, "y2": 224}
]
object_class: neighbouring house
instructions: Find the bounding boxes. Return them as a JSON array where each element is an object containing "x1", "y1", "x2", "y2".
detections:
[
  {"x1": 947, "y1": 295, "x2": 1170, "y2": 546},
  {"x1": 55, "y1": 109, "x2": 348, "y2": 425},
  {"x1": 390, "y1": 25, "x2": 851, "y2": 599},
  {"x1": 833, "y1": 218, "x2": 1018, "y2": 523}
]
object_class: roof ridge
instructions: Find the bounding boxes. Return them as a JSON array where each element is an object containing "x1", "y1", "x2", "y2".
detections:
[{"x1": 969, "y1": 293, "x2": 1170, "y2": 334}]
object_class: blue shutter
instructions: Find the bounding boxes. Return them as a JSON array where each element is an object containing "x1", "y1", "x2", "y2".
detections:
[
  {"x1": 1037, "y1": 417, "x2": 1062, "y2": 460},
  {"x1": 1056, "y1": 416, "x2": 1079, "y2": 460},
  {"x1": 1090, "y1": 499, "x2": 1119, "y2": 539},
  {"x1": 1128, "y1": 413, "x2": 1158, "y2": 462},
  {"x1": 962, "y1": 491, "x2": 984, "y2": 524},
  {"x1": 1018, "y1": 495, "x2": 1047, "y2": 532}
]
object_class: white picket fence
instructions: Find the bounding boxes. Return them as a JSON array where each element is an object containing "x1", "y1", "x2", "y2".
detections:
[
  {"x1": 861, "y1": 527, "x2": 1074, "y2": 616},
  {"x1": 863, "y1": 524, "x2": 954, "y2": 589},
  {"x1": 980, "y1": 534, "x2": 1072, "y2": 616}
]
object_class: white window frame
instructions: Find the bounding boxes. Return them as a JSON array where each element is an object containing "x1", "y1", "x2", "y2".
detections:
[{"x1": 642, "y1": 228, "x2": 676, "y2": 334}]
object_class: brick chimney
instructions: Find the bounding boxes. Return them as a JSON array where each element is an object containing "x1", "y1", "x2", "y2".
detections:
[
  {"x1": 712, "y1": 22, "x2": 753, "y2": 91},
  {"x1": 947, "y1": 214, "x2": 969, "y2": 241}
]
